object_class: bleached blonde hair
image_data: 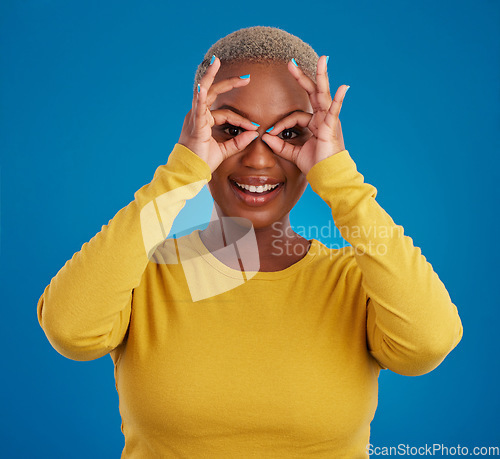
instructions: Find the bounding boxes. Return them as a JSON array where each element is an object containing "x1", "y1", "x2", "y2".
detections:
[{"x1": 194, "y1": 26, "x2": 319, "y2": 91}]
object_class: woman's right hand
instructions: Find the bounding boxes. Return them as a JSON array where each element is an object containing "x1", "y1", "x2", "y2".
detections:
[{"x1": 178, "y1": 56, "x2": 260, "y2": 173}]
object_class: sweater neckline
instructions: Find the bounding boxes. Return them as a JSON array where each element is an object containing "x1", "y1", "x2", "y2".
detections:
[{"x1": 187, "y1": 230, "x2": 319, "y2": 280}]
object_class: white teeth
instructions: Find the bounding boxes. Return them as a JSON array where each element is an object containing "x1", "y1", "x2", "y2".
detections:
[{"x1": 235, "y1": 182, "x2": 279, "y2": 193}]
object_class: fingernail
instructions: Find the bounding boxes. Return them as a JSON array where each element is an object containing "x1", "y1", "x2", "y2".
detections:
[
  {"x1": 210, "y1": 55, "x2": 216, "y2": 65},
  {"x1": 253, "y1": 132, "x2": 260, "y2": 139},
  {"x1": 291, "y1": 58, "x2": 298, "y2": 67},
  {"x1": 266, "y1": 126, "x2": 274, "y2": 133},
  {"x1": 326, "y1": 56, "x2": 330, "y2": 65},
  {"x1": 251, "y1": 122, "x2": 260, "y2": 127},
  {"x1": 197, "y1": 84, "x2": 201, "y2": 93},
  {"x1": 346, "y1": 85, "x2": 350, "y2": 92},
  {"x1": 239, "y1": 74, "x2": 250, "y2": 79}
]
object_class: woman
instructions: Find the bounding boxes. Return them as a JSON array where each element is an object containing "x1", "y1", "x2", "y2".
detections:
[{"x1": 37, "y1": 26, "x2": 463, "y2": 457}]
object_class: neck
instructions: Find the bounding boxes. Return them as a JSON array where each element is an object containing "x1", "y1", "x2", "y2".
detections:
[{"x1": 199, "y1": 205, "x2": 311, "y2": 272}]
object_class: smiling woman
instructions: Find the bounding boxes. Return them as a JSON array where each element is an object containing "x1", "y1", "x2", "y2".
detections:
[
  {"x1": 37, "y1": 26, "x2": 463, "y2": 457},
  {"x1": 201, "y1": 62, "x2": 312, "y2": 261}
]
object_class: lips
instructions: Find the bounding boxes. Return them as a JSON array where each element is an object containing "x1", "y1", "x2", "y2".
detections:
[{"x1": 228, "y1": 176, "x2": 284, "y2": 207}]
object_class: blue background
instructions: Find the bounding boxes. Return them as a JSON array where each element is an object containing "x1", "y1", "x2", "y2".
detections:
[{"x1": 1, "y1": 0, "x2": 499, "y2": 456}]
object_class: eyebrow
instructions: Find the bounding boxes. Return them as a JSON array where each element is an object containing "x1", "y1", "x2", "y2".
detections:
[{"x1": 216, "y1": 104, "x2": 311, "y2": 120}]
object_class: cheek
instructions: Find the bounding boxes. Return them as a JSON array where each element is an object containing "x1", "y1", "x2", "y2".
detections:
[
  {"x1": 207, "y1": 173, "x2": 222, "y2": 199},
  {"x1": 207, "y1": 162, "x2": 233, "y2": 200},
  {"x1": 294, "y1": 177, "x2": 308, "y2": 198},
  {"x1": 283, "y1": 162, "x2": 306, "y2": 188},
  {"x1": 286, "y1": 169, "x2": 308, "y2": 202},
  {"x1": 208, "y1": 179, "x2": 225, "y2": 200}
]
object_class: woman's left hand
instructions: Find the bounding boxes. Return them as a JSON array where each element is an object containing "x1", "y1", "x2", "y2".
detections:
[{"x1": 262, "y1": 56, "x2": 349, "y2": 175}]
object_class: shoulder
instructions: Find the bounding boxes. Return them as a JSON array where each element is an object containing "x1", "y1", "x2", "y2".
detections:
[
  {"x1": 148, "y1": 230, "x2": 201, "y2": 266},
  {"x1": 308, "y1": 239, "x2": 363, "y2": 284}
]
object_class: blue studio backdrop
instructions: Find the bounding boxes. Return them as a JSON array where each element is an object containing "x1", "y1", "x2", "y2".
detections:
[{"x1": 1, "y1": 0, "x2": 499, "y2": 456}]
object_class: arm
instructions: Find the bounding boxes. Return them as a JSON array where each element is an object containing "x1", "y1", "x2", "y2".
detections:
[
  {"x1": 263, "y1": 56, "x2": 462, "y2": 376},
  {"x1": 38, "y1": 56, "x2": 259, "y2": 361},
  {"x1": 37, "y1": 144, "x2": 211, "y2": 361},
  {"x1": 306, "y1": 150, "x2": 463, "y2": 376}
]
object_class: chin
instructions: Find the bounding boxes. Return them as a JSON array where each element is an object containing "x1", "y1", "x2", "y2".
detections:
[
  {"x1": 248, "y1": 214, "x2": 286, "y2": 230},
  {"x1": 233, "y1": 210, "x2": 284, "y2": 231},
  {"x1": 212, "y1": 201, "x2": 286, "y2": 231}
]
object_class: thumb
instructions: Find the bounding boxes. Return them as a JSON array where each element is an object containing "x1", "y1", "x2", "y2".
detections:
[
  {"x1": 219, "y1": 130, "x2": 260, "y2": 160},
  {"x1": 261, "y1": 133, "x2": 301, "y2": 165}
]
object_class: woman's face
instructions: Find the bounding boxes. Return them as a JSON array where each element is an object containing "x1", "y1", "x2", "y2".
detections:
[{"x1": 209, "y1": 61, "x2": 313, "y2": 230}]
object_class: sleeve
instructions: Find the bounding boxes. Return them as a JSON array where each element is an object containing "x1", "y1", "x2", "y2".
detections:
[
  {"x1": 37, "y1": 144, "x2": 212, "y2": 361},
  {"x1": 306, "y1": 150, "x2": 463, "y2": 376}
]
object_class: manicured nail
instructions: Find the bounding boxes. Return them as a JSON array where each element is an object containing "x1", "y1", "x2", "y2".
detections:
[
  {"x1": 253, "y1": 132, "x2": 259, "y2": 140},
  {"x1": 251, "y1": 122, "x2": 260, "y2": 127},
  {"x1": 239, "y1": 74, "x2": 250, "y2": 79},
  {"x1": 266, "y1": 126, "x2": 274, "y2": 133},
  {"x1": 345, "y1": 85, "x2": 350, "y2": 92},
  {"x1": 210, "y1": 55, "x2": 216, "y2": 65},
  {"x1": 326, "y1": 56, "x2": 330, "y2": 65},
  {"x1": 197, "y1": 84, "x2": 200, "y2": 93},
  {"x1": 291, "y1": 58, "x2": 298, "y2": 67}
]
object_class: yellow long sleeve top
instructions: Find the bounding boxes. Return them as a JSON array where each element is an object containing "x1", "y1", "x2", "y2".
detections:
[{"x1": 37, "y1": 144, "x2": 463, "y2": 458}]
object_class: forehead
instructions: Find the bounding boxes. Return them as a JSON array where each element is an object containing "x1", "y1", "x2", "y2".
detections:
[{"x1": 211, "y1": 62, "x2": 312, "y2": 120}]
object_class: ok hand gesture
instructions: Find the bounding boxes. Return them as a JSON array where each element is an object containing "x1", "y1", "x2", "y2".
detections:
[
  {"x1": 178, "y1": 56, "x2": 260, "y2": 173},
  {"x1": 262, "y1": 56, "x2": 349, "y2": 175}
]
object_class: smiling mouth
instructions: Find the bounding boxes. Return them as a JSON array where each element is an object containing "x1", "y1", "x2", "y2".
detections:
[{"x1": 229, "y1": 179, "x2": 284, "y2": 206}]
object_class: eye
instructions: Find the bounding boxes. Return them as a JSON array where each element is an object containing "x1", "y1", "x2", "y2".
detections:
[
  {"x1": 278, "y1": 128, "x2": 299, "y2": 140},
  {"x1": 222, "y1": 125, "x2": 245, "y2": 137}
]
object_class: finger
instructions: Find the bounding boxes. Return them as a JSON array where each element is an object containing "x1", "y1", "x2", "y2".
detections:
[
  {"x1": 218, "y1": 130, "x2": 260, "y2": 160},
  {"x1": 287, "y1": 59, "x2": 320, "y2": 113},
  {"x1": 261, "y1": 133, "x2": 302, "y2": 165},
  {"x1": 193, "y1": 84, "x2": 211, "y2": 134},
  {"x1": 193, "y1": 56, "x2": 221, "y2": 113},
  {"x1": 287, "y1": 59, "x2": 316, "y2": 95},
  {"x1": 267, "y1": 111, "x2": 314, "y2": 136},
  {"x1": 211, "y1": 109, "x2": 260, "y2": 131},
  {"x1": 206, "y1": 76, "x2": 251, "y2": 107},
  {"x1": 323, "y1": 85, "x2": 350, "y2": 130},
  {"x1": 198, "y1": 56, "x2": 221, "y2": 93},
  {"x1": 337, "y1": 118, "x2": 345, "y2": 150},
  {"x1": 316, "y1": 56, "x2": 332, "y2": 113}
]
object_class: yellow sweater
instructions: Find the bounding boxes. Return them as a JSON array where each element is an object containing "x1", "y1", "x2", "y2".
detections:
[{"x1": 37, "y1": 144, "x2": 463, "y2": 458}]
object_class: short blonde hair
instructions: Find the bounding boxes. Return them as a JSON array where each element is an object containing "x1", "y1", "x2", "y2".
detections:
[{"x1": 194, "y1": 26, "x2": 319, "y2": 91}]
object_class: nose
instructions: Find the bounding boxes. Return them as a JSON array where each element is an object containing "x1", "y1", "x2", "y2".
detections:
[{"x1": 240, "y1": 136, "x2": 277, "y2": 170}]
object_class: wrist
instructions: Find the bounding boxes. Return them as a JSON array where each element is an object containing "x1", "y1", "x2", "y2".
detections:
[
  {"x1": 168, "y1": 143, "x2": 213, "y2": 179},
  {"x1": 178, "y1": 141, "x2": 220, "y2": 173}
]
